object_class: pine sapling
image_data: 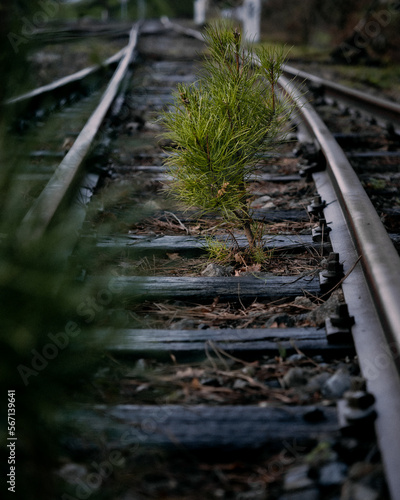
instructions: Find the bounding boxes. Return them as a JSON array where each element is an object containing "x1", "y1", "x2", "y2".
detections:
[{"x1": 160, "y1": 21, "x2": 292, "y2": 254}]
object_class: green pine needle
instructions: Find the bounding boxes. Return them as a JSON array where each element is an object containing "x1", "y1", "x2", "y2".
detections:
[{"x1": 160, "y1": 21, "x2": 293, "y2": 247}]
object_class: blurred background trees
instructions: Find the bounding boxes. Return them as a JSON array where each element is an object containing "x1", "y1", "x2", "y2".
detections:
[
  {"x1": 68, "y1": 0, "x2": 398, "y2": 64},
  {"x1": 261, "y1": 0, "x2": 400, "y2": 63},
  {"x1": 5, "y1": 1, "x2": 397, "y2": 64}
]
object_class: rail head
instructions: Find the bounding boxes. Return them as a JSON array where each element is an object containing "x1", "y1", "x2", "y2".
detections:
[
  {"x1": 279, "y1": 74, "x2": 400, "y2": 357},
  {"x1": 6, "y1": 47, "x2": 128, "y2": 106},
  {"x1": 282, "y1": 64, "x2": 400, "y2": 129},
  {"x1": 17, "y1": 24, "x2": 140, "y2": 242},
  {"x1": 278, "y1": 73, "x2": 400, "y2": 500}
]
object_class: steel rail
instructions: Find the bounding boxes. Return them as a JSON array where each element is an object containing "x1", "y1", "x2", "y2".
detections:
[
  {"x1": 6, "y1": 47, "x2": 128, "y2": 106},
  {"x1": 282, "y1": 64, "x2": 400, "y2": 129},
  {"x1": 160, "y1": 16, "x2": 204, "y2": 41},
  {"x1": 279, "y1": 75, "x2": 400, "y2": 350},
  {"x1": 18, "y1": 24, "x2": 139, "y2": 241},
  {"x1": 279, "y1": 74, "x2": 400, "y2": 500}
]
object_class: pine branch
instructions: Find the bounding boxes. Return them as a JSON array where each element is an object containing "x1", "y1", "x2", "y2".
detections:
[{"x1": 160, "y1": 22, "x2": 293, "y2": 250}]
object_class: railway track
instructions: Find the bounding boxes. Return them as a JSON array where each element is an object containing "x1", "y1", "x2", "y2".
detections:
[{"x1": 8, "y1": 19, "x2": 400, "y2": 500}]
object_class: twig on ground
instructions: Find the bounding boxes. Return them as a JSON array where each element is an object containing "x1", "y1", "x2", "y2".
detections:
[{"x1": 164, "y1": 211, "x2": 190, "y2": 234}]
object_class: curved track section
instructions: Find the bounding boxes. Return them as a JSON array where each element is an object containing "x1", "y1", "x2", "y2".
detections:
[
  {"x1": 278, "y1": 75, "x2": 400, "y2": 500},
  {"x1": 279, "y1": 75, "x2": 400, "y2": 353}
]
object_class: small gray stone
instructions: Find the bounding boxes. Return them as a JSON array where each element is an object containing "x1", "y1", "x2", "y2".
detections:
[
  {"x1": 320, "y1": 258, "x2": 328, "y2": 268},
  {"x1": 319, "y1": 461, "x2": 348, "y2": 487},
  {"x1": 307, "y1": 289, "x2": 344, "y2": 326},
  {"x1": 322, "y1": 368, "x2": 351, "y2": 399},
  {"x1": 170, "y1": 318, "x2": 196, "y2": 330},
  {"x1": 233, "y1": 378, "x2": 248, "y2": 389},
  {"x1": 235, "y1": 488, "x2": 266, "y2": 500},
  {"x1": 284, "y1": 464, "x2": 315, "y2": 491},
  {"x1": 201, "y1": 263, "x2": 232, "y2": 277},
  {"x1": 250, "y1": 194, "x2": 273, "y2": 208},
  {"x1": 143, "y1": 200, "x2": 162, "y2": 211},
  {"x1": 306, "y1": 372, "x2": 331, "y2": 393},
  {"x1": 241, "y1": 365, "x2": 256, "y2": 376},
  {"x1": 287, "y1": 353, "x2": 306, "y2": 362},
  {"x1": 283, "y1": 367, "x2": 310, "y2": 388},
  {"x1": 293, "y1": 296, "x2": 314, "y2": 309},
  {"x1": 214, "y1": 488, "x2": 225, "y2": 499},
  {"x1": 135, "y1": 358, "x2": 147, "y2": 371},
  {"x1": 341, "y1": 482, "x2": 380, "y2": 500}
]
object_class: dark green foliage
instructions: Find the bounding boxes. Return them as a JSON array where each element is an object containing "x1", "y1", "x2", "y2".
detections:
[
  {"x1": 0, "y1": 236, "x2": 101, "y2": 499},
  {"x1": 60, "y1": 0, "x2": 193, "y2": 21},
  {"x1": 0, "y1": 4, "x2": 103, "y2": 499}
]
